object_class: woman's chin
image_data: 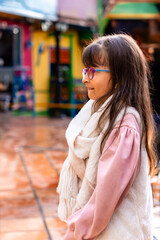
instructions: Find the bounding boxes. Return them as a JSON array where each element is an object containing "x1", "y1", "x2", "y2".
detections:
[{"x1": 88, "y1": 93, "x2": 96, "y2": 100}]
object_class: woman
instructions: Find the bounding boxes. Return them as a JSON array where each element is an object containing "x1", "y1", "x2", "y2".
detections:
[{"x1": 57, "y1": 34, "x2": 157, "y2": 240}]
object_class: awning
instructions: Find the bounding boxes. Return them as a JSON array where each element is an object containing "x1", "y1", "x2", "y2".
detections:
[
  {"x1": 0, "y1": 0, "x2": 58, "y2": 21},
  {"x1": 107, "y1": 2, "x2": 160, "y2": 19}
]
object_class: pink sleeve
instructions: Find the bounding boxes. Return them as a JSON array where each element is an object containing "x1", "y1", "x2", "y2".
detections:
[{"x1": 63, "y1": 116, "x2": 141, "y2": 240}]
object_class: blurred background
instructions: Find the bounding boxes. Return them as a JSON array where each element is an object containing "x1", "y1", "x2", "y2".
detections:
[
  {"x1": 0, "y1": 0, "x2": 160, "y2": 239},
  {"x1": 0, "y1": 0, "x2": 160, "y2": 120}
]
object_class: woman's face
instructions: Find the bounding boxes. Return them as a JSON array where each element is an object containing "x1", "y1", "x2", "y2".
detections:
[{"x1": 82, "y1": 66, "x2": 113, "y2": 100}]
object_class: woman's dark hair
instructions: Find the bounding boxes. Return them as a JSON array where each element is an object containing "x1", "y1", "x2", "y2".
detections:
[{"x1": 82, "y1": 33, "x2": 157, "y2": 176}]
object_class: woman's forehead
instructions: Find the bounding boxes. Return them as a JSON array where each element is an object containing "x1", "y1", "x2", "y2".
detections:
[{"x1": 83, "y1": 45, "x2": 108, "y2": 67}]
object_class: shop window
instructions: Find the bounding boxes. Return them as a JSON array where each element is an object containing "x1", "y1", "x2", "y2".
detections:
[{"x1": 0, "y1": 28, "x2": 20, "y2": 67}]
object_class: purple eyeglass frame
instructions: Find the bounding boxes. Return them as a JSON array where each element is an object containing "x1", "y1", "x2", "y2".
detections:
[{"x1": 82, "y1": 67, "x2": 110, "y2": 80}]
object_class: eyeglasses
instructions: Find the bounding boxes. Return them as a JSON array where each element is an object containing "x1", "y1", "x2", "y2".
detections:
[{"x1": 82, "y1": 68, "x2": 110, "y2": 80}]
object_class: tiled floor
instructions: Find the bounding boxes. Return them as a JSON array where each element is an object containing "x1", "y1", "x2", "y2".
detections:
[
  {"x1": 0, "y1": 113, "x2": 69, "y2": 240},
  {"x1": 0, "y1": 112, "x2": 160, "y2": 240}
]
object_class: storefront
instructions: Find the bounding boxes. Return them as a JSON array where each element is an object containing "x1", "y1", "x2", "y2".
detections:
[
  {"x1": 0, "y1": 18, "x2": 32, "y2": 112},
  {"x1": 32, "y1": 0, "x2": 97, "y2": 117},
  {"x1": 32, "y1": 29, "x2": 87, "y2": 117},
  {"x1": 0, "y1": 0, "x2": 57, "y2": 115},
  {"x1": 0, "y1": 0, "x2": 97, "y2": 117}
]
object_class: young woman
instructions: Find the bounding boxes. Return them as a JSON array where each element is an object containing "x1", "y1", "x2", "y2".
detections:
[{"x1": 57, "y1": 34, "x2": 157, "y2": 240}]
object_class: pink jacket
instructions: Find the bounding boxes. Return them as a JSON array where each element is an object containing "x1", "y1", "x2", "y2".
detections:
[{"x1": 63, "y1": 114, "x2": 141, "y2": 240}]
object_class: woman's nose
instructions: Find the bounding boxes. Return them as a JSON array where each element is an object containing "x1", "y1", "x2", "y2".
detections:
[{"x1": 82, "y1": 75, "x2": 89, "y2": 83}]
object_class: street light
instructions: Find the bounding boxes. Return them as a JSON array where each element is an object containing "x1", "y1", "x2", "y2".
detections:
[
  {"x1": 52, "y1": 22, "x2": 68, "y2": 116},
  {"x1": 55, "y1": 22, "x2": 68, "y2": 32},
  {"x1": 41, "y1": 20, "x2": 52, "y2": 32}
]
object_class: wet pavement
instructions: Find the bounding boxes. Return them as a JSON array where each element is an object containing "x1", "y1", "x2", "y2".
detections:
[
  {"x1": 0, "y1": 112, "x2": 160, "y2": 240},
  {"x1": 0, "y1": 112, "x2": 69, "y2": 240}
]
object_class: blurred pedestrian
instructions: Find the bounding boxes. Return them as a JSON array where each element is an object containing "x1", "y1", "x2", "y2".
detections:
[{"x1": 57, "y1": 34, "x2": 157, "y2": 240}]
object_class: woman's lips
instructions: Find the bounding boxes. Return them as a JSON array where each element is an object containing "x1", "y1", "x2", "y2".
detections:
[{"x1": 87, "y1": 87, "x2": 94, "y2": 90}]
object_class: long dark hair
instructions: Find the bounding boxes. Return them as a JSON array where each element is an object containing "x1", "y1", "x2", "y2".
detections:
[{"x1": 82, "y1": 33, "x2": 157, "y2": 176}]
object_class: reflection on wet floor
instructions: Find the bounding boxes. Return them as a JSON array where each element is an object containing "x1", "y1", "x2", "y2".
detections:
[
  {"x1": 0, "y1": 113, "x2": 70, "y2": 240},
  {"x1": 0, "y1": 112, "x2": 160, "y2": 240}
]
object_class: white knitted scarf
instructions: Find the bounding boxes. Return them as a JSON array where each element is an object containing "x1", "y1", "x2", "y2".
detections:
[{"x1": 57, "y1": 96, "x2": 141, "y2": 222}]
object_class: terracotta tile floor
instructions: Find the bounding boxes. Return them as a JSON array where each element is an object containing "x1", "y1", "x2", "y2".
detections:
[
  {"x1": 0, "y1": 113, "x2": 69, "y2": 240},
  {"x1": 0, "y1": 112, "x2": 160, "y2": 240}
]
